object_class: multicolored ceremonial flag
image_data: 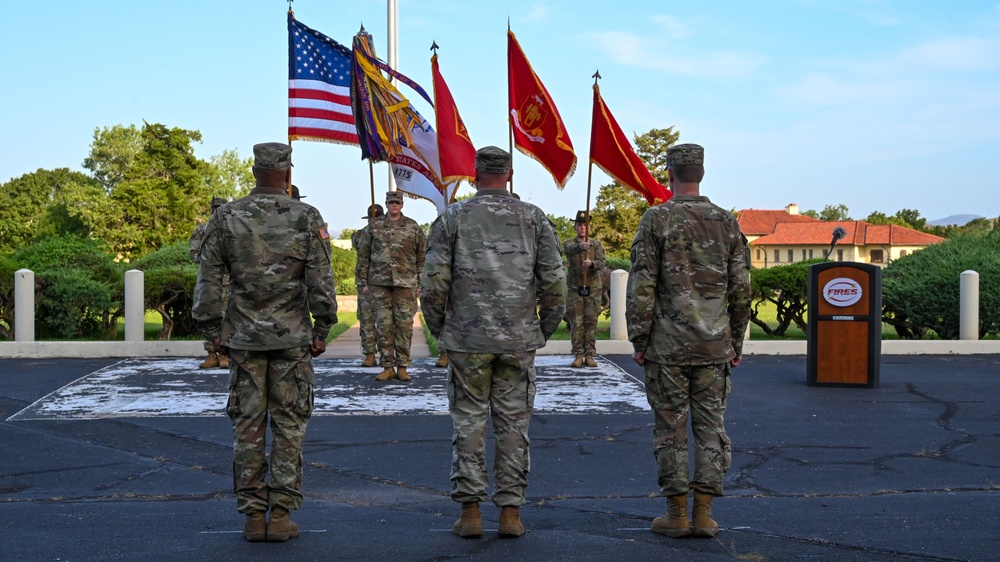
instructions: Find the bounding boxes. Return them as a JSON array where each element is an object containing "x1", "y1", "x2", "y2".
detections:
[
  {"x1": 287, "y1": 14, "x2": 358, "y2": 145},
  {"x1": 590, "y1": 83, "x2": 671, "y2": 205},
  {"x1": 390, "y1": 110, "x2": 460, "y2": 214},
  {"x1": 432, "y1": 52, "x2": 476, "y2": 187},
  {"x1": 507, "y1": 30, "x2": 577, "y2": 189}
]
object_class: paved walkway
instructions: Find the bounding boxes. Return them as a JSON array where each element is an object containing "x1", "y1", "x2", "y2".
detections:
[{"x1": 326, "y1": 314, "x2": 431, "y2": 359}]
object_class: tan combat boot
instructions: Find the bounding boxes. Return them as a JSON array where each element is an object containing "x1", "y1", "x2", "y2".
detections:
[
  {"x1": 266, "y1": 506, "x2": 300, "y2": 542},
  {"x1": 199, "y1": 353, "x2": 219, "y2": 369},
  {"x1": 375, "y1": 366, "x2": 397, "y2": 381},
  {"x1": 584, "y1": 355, "x2": 598, "y2": 368},
  {"x1": 651, "y1": 494, "x2": 692, "y2": 538},
  {"x1": 396, "y1": 366, "x2": 411, "y2": 381},
  {"x1": 218, "y1": 354, "x2": 229, "y2": 369},
  {"x1": 452, "y1": 502, "x2": 483, "y2": 538},
  {"x1": 692, "y1": 492, "x2": 719, "y2": 538},
  {"x1": 498, "y1": 506, "x2": 524, "y2": 537},
  {"x1": 361, "y1": 353, "x2": 377, "y2": 367},
  {"x1": 435, "y1": 352, "x2": 449, "y2": 368},
  {"x1": 570, "y1": 354, "x2": 584, "y2": 368},
  {"x1": 243, "y1": 511, "x2": 266, "y2": 542}
]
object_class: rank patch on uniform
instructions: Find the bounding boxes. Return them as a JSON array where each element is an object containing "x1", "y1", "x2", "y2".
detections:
[{"x1": 319, "y1": 225, "x2": 330, "y2": 239}]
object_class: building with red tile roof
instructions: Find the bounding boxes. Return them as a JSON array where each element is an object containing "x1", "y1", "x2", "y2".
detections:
[{"x1": 736, "y1": 204, "x2": 946, "y2": 268}]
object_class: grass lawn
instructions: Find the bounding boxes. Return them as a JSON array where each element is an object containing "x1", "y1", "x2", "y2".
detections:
[{"x1": 116, "y1": 311, "x2": 358, "y2": 342}]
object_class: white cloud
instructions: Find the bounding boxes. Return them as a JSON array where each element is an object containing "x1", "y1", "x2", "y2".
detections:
[
  {"x1": 586, "y1": 31, "x2": 767, "y2": 79},
  {"x1": 650, "y1": 15, "x2": 694, "y2": 39}
]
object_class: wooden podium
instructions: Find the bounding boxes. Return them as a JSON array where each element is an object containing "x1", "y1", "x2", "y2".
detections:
[{"x1": 806, "y1": 262, "x2": 881, "y2": 388}]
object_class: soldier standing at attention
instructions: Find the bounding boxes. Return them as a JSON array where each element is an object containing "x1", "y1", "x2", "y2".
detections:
[
  {"x1": 352, "y1": 203, "x2": 384, "y2": 367},
  {"x1": 193, "y1": 142, "x2": 338, "y2": 543},
  {"x1": 563, "y1": 210, "x2": 606, "y2": 368},
  {"x1": 357, "y1": 191, "x2": 426, "y2": 382},
  {"x1": 189, "y1": 196, "x2": 229, "y2": 369},
  {"x1": 626, "y1": 143, "x2": 751, "y2": 539},
  {"x1": 421, "y1": 146, "x2": 566, "y2": 539}
]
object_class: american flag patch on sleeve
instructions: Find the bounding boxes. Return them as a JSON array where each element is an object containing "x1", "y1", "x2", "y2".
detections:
[{"x1": 319, "y1": 225, "x2": 330, "y2": 239}]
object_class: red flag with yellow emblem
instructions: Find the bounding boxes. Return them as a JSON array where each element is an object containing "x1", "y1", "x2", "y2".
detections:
[
  {"x1": 432, "y1": 52, "x2": 476, "y2": 188},
  {"x1": 507, "y1": 30, "x2": 577, "y2": 188}
]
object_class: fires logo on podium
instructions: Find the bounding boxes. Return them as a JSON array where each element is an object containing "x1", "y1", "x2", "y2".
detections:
[{"x1": 822, "y1": 277, "x2": 863, "y2": 307}]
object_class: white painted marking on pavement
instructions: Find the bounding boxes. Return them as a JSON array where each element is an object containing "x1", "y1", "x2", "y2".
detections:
[{"x1": 7, "y1": 356, "x2": 648, "y2": 421}]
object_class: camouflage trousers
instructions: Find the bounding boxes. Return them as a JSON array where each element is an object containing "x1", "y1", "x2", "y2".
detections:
[
  {"x1": 566, "y1": 291, "x2": 601, "y2": 355},
  {"x1": 356, "y1": 289, "x2": 377, "y2": 355},
  {"x1": 226, "y1": 346, "x2": 314, "y2": 514},
  {"x1": 447, "y1": 351, "x2": 536, "y2": 507},
  {"x1": 644, "y1": 362, "x2": 732, "y2": 497},
  {"x1": 369, "y1": 285, "x2": 417, "y2": 367}
]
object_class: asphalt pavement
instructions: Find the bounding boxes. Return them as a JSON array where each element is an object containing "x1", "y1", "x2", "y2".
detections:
[{"x1": 1, "y1": 348, "x2": 999, "y2": 561}]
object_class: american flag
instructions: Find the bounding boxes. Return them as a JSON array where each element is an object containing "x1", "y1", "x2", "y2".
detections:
[{"x1": 288, "y1": 15, "x2": 358, "y2": 145}]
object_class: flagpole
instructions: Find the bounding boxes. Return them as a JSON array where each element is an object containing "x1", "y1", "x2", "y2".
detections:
[
  {"x1": 369, "y1": 161, "x2": 377, "y2": 215},
  {"x1": 581, "y1": 70, "x2": 602, "y2": 289},
  {"x1": 387, "y1": 0, "x2": 399, "y2": 193},
  {"x1": 507, "y1": 20, "x2": 515, "y2": 195}
]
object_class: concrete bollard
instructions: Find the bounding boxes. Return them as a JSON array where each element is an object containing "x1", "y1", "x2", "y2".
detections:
[
  {"x1": 960, "y1": 270, "x2": 979, "y2": 341},
  {"x1": 14, "y1": 269, "x2": 35, "y2": 342},
  {"x1": 124, "y1": 269, "x2": 145, "y2": 342},
  {"x1": 609, "y1": 269, "x2": 628, "y2": 340}
]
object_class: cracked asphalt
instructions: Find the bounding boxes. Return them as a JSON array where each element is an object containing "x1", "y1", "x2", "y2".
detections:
[{"x1": 1, "y1": 354, "x2": 998, "y2": 561}]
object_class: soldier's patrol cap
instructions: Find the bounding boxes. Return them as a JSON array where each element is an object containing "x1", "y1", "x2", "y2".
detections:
[
  {"x1": 253, "y1": 142, "x2": 293, "y2": 170},
  {"x1": 290, "y1": 184, "x2": 305, "y2": 200},
  {"x1": 211, "y1": 197, "x2": 228, "y2": 208},
  {"x1": 666, "y1": 143, "x2": 704, "y2": 167},
  {"x1": 385, "y1": 191, "x2": 404, "y2": 204},
  {"x1": 475, "y1": 146, "x2": 512, "y2": 174},
  {"x1": 363, "y1": 204, "x2": 385, "y2": 219},
  {"x1": 574, "y1": 210, "x2": 590, "y2": 224}
]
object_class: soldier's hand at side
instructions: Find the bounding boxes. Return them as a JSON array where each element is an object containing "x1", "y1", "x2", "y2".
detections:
[
  {"x1": 311, "y1": 337, "x2": 326, "y2": 357},
  {"x1": 632, "y1": 351, "x2": 645, "y2": 366},
  {"x1": 212, "y1": 338, "x2": 228, "y2": 356},
  {"x1": 730, "y1": 355, "x2": 742, "y2": 368},
  {"x1": 362, "y1": 285, "x2": 369, "y2": 295}
]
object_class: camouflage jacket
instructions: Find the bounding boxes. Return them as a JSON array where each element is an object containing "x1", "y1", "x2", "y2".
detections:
[
  {"x1": 420, "y1": 188, "x2": 567, "y2": 353},
  {"x1": 626, "y1": 194, "x2": 751, "y2": 364},
  {"x1": 563, "y1": 236, "x2": 606, "y2": 290},
  {"x1": 350, "y1": 226, "x2": 368, "y2": 286},
  {"x1": 357, "y1": 214, "x2": 425, "y2": 288},
  {"x1": 188, "y1": 222, "x2": 208, "y2": 263},
  {"x1": 192, "y1": 186, "x2": 338, "y2": 350}
]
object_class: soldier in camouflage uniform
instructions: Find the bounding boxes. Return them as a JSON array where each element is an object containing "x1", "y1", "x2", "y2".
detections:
[
  {"x1": 192, "y1": 142, "x2": 338, "y2": 543},
  {"x1": 421, "y1": 146, "x2": 566, "y2": 539},
  {"x1": 626, "y1": 143, "x2": 751, "y2": 539},
  {"x1": 352, "y1": 204, "x2": 384, "y2": 367},
  {"x1": 357, "y1": 191, "x2": 425, "y2": 382},
  {"x1": 563, "y1": 210, "x2": 606, "y2": 368},
  {"x1": 189, "y1": 196, "x2": 229, "y2": 369}
]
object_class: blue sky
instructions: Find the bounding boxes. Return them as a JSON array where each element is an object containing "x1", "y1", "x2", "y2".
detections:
[{"x1": 2, "y1": 0, "x2": 999, "y2": 233}]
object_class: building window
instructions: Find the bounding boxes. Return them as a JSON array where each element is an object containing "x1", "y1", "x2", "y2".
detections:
[
  {"x1": 808, "y1": 248, "x2": 814, "y2": 259},
  {"x1": 756, "y1": 248, "x2": 762, "y2": 261},
  {"x1": 774, "y1": 249, "x2": 781, "y2": 263},
  {"x1": 870, "y1": 249, "x2": 884, "y2": 263},
  {"x1": 899, "y1": 250, "x2": 908, "y2": 257},
  {"x1": 788, "y1": 249, "x2": 794, "y2": 263},
  {"x1": 837, "y1": 249, "x2": 844, "y2": 261},
  {"x1": 802, "y1": 249, "x2": 807, "y2": 261}
]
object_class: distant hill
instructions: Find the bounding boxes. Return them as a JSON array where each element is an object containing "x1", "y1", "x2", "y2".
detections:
[{"x1": 928, "y1": 214, "x2": 983, "y2": 227}]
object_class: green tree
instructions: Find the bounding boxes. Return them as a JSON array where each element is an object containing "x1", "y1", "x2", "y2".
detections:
[
  {"x1": 207, "y1": 149, "x2": 254, "y2": 200},
  {"x1": 340, "y1": 228, "x2": 358, "y2": 241},
  {"x1": 0, "y1": 168, "x2": 95, "y2": 251},
  {"x1": 801, "y1": 209, "x2": 819, "y2": 219},
  {"x1": 66, "y1": 122, "x2": 232, "y2": 259},
  {"x1": 547, "y1": 214, "x2": 576, "y2": 243},
  {"x1": 883, "y1": 232, "x2": 1000, "y2": 339},
  {"x1": 633, "y1": 127, "x2": 680, "y2": 186},
  {"x1": 131, "y1": 242, "x2": 198, "y2": 339},
  {"x1": 818, "y1": 204, "x2": 851, "y2": 221},
  {"x1": 749, "y1": 259, "x2": 820, "y2": 336},
  {"x1": 864, "y1": 211, "x2": 906, "y2": 226},
  {"x1": 893, "y1": 208, "x2": 927, "y2": 231}
]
